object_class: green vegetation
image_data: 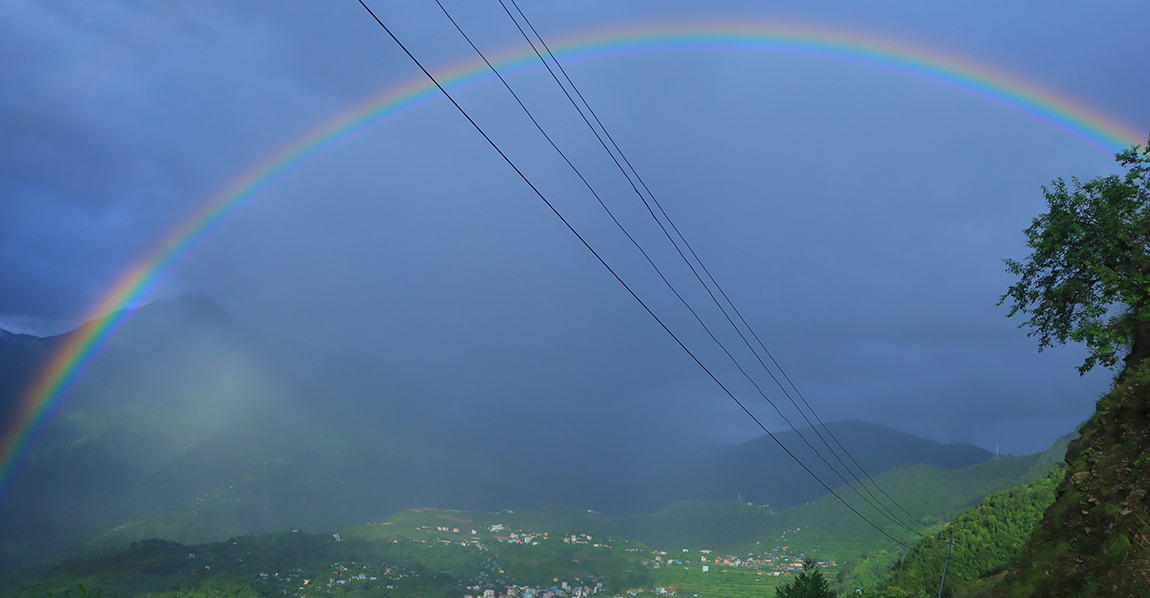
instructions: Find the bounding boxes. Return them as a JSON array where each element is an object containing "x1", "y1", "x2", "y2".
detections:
[
  {"x1": 994, "y1": 360, "x2": 1150, "y2": 597},
  {"x1": 992, "y1": 136, "x2": 1150, "y2": 597},
  {"x1": 31, "y1": 585, "x2": 108, "y2": 598},
  {"x1": 775, "y1": 559, "x2": 834, "y2": 598},
  {"x1": 859, "y1": 466, "x2": 1064, "y2": 597},
  {"x1": 8, "y1": 533, "x2": 478, "y2": 598},
  {"x1": 999, "y1": 140, "x2": 1150, "y2": 374},
  {"x1": 4, "y1": 527, "x2": 817, "y2": 598},
  {"x1": 240, "y1": 440, "x2": 1062, "y2": 559},
  {"x1": 767, "y1": 433, "x2": 1072, "y2": 586},
  {"x1": 138, "y1": 579, "x2": 262, "y2": 598}
]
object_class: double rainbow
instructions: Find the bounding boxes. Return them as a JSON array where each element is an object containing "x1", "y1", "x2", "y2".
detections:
[{"x1": 0, "y1": 21, "x2": 1142, "y2": 498}]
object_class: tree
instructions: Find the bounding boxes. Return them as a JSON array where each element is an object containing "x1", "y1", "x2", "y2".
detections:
[
  {"x1": 991, "y1": 136, "x2": 1150, "y2": 597},
  {"x1": 775, "y1": 558, "x2": 835, "y2": 598},
  {"x1": 998, "y1": 139, "x2": 1150, "y2": 374}
]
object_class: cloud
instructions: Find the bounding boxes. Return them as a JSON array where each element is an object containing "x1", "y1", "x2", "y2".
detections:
[{"x1": 1, "y1": 0, "x2": 1146, "y2": 454}]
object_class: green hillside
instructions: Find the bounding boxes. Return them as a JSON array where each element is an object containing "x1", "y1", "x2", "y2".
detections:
[
  {"x1": 58, "y1": 428, "x2": 1069, "y2": 578},
  {"x1": 994, "y1": 360, "x2": 1150, "y2": 597},
  {"x1": 3, "y1": 428, "x2": 1074, "y2": 598},
  {"x1": 855, "y1": 466, "x2": 1065, "y2": 597},
  {"x1": 3, "y1": 529, "x2": 803, "y2": 598}
]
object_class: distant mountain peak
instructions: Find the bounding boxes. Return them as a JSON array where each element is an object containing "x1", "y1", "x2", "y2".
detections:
[{"x1": 0, "y1": 326, "x2": 50, "y2": 348}]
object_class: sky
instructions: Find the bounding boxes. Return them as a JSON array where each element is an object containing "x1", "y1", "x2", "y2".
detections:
[{"x1": 2, "y1": 0, "x2": 1148, "y2": 456}]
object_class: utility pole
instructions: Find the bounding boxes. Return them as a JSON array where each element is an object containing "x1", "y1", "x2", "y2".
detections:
[{"x1": 936, "y1": 531, "x2": 955, "y2": 598}]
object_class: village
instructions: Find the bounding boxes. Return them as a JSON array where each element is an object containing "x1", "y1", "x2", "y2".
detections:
[
  {"x1": 271, "y1": 520, "x2": 839, "y2": 598},
  {"x1": 464, "y1": 580, "x2": 606, "y2": 598},
  {"x1": 406, "y1": 522, "x2": 838, "y2": 596},
  {"x1": 645, "y1": 547, "x2": 836, "y2": 578}
]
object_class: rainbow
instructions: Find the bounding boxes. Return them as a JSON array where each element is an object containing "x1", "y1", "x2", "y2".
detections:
[{"x1": 0, "y1": 21, "x2": 1142, "y2": 498}]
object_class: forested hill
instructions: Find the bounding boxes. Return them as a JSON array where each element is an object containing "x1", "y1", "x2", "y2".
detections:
[
  {"x1": 861, "y1": 466, "x2": 1065, "y2": 597},
  {"x1": 993, "y1": 360, "x2": 1150, "y2": 597}
]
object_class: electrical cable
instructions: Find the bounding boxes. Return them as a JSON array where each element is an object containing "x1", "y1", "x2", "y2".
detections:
[
  {"x1": 353, "y1": 0, "x2": 913, "y2": 550},
  {"x1": 427, "y1": 0, "x2": 917, "y2": 538},
  {"x1": 505, "y1": 0, "x2": 930, "y2": 531},
  {"x1": 440, "y1": 0, "x2": 922, "y2": 540},
  {"x1": 498, "y1": 0, "x2": 928, "y2": 535}
]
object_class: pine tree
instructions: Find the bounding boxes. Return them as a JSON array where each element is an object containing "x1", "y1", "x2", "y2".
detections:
[{"x1": 776, "y1": 558, "x2": 834, "y2": 598}]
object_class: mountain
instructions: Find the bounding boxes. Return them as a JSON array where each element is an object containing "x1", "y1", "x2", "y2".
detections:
[
  {"x1": 0, "y1": 328, "x2": 58, "y2": 428},
  {"x1": 652, "y1": 421, "x2": 992, "y2": 512},
  {"x1": 0, "y1": 296, "x2": 993, "y2": 571}
]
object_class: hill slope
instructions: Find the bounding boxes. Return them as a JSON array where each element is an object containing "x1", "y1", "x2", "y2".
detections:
[
  {"x1": 993, "y1": 362, "x2": 1150, "y2": 597},
  {"x1": 658, "y1": 421, "x2": 991, "y2": 511},
  {"x1": 864, "y1": 466, "x2": 1065, "y2": 597}
]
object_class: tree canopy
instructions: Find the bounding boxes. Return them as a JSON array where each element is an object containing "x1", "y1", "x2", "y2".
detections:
[
  {"x1": 999, "y1": 140, "x2": 1150, "y2": 374},
  {"x1": 775, "y1": 558, "x2": 834, "y2": 598}
]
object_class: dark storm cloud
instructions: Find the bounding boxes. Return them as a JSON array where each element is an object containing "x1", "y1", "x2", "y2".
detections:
[
  {"x1": 2, "y1": 0, "x2": 1148, "y2": 453},
  {"x1": 0, "y1": 0, "x2": 365, "y2": 325}
]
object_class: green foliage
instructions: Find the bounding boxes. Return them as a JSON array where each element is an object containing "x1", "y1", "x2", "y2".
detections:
[
  {"x1": 34, "y1": 585, "x2": 106, "y2": 598},
  {"x1": 138, "y1": 579, "x2": 260, "y2": 598},
  {"x1": 868, "y1": 467, "x2": 1063, "y2": 597},
  {"x1": 8, "y1": 529, "x2": 812, "y2": 598},
  {"x1": 774, "y1": 559, "x2": 833, "y2": 598},
  {"x1": 779, "y1": 446, "x2": 1058, "y2": 563},
  {"x1": 991, "y1": 137, "x2": 1150, "y2": 597},
  {"x1": 999, "y1": 139, "x2": 1150, "y2": 373},
  {"x1": 359, "y1": 447, "x2": 1060, "y2": 570},
  {"x1": 995, "y1": 358, "x2": 1150, "y2": 597}
]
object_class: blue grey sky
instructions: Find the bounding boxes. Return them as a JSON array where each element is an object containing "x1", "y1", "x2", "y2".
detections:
[{"x1": 2, "y1": 0, "x2": 1148, "y2": 454}]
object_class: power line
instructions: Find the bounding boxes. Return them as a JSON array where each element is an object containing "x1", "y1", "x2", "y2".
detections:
[
  {"x1": 492, "y1": 0, "x2": 920, "y2": 538},
  {"x1": 428, "y1": 0, "x2": 918, "y2": 540},
  {"x1": 497, "y1": 0, "x2": 927, "y2": 535},
  {"x1": 352, "y1": 0, "x2": 913, "y2": 550},
  {"x1": 936, "y1": 531, "x2": 955, "y2": 598}
]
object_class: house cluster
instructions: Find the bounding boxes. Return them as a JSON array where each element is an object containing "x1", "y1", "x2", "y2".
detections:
[
  {"x1": 418, "y1": 522, "x2": 609, "y2": 550},
  {"x1": 415, "y1": 525, "x2": 492, "y2": 550},
  {"x1": 560, "y1": 533, "x2": 609, "y2": 547},
  {"x1": 434, "y1": 525, "x2": 477, "y2": 534},
  {"x1": 622, "y1": 588, "x2": 673, "y2": 596},
  {"x1": 500, "y1": 532, "x2": 543, "y2": 545},
  {"x1": 256, "y1": 570, "x2": 310, "y2": 587},
  {"x1": 300, "y1": 561, "x2": 410, "y2": 592},
  {"x1": 464, "y1": 581, "x2": 605, "y2": 598},
  {"x1": 646, "y1": 548, "x2": 835, "y2": 576}
]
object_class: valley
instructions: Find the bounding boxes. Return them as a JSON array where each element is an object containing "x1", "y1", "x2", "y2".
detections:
[
  {"x1": 0, "y1": 297, "x2": 1007, "y2": 573},
  {"x1": 0, "y1": 301, "x2": 1098, "y2": 597},
  {"x1": 0, "y1": 298, "x2": 1079, "y2": 598},
  {"x1": 2, "y1": 457, "x2": 1067, "y2": 598}
]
